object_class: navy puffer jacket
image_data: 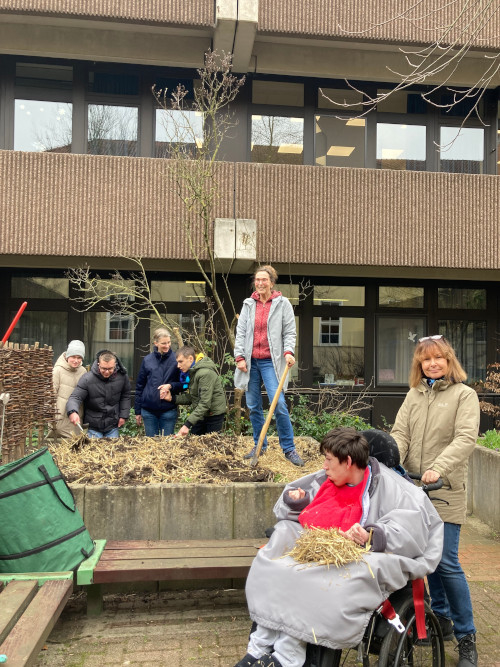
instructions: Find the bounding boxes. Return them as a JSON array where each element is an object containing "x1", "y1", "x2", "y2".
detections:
[{"x1": 134, "y1": 347, "x2": 182, "y2": 415}]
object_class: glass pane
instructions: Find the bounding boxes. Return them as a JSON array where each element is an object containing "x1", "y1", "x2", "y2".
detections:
[
  {"x1": 88, "y1": 71, "x2": 139, "y2": 95},
  {"x1": 314, "y1": 285, "x2": 365, "y2": 306},
  {"x1": 439, "y1": 127, "x2": 484, "y2": 174},
  {"x1": 438, "y1": 320, "x2": 486, "y2": 383},
  {"x1": 315, "y1": 116, "x2": 365, "y2": 167},
  {"x1": 318, "y1": 88, "x2": 364, "y2": 111},
  {"x1": 11, "y1": 277, "x2": 69, "y2": 299},
  {"x1": 151, "y1": 281, "x2": 206, "y2": 302},
  {"x1": 84, "y1": 312, "x2": 134, "y2": 378},
  {"x1": 149, "y1": 313, "x2": 206, "y2": 352},
  {"x1": 313, "y1": 317, "x2": 364, "y2": 386},
  {"x1": 15, "y1": 62, "x2": 72, "y2": 90},
  {"x1": 251, "y1": 115, "x2": 304, "y2": 164},
  {"x1": 376, "y1": 123, "x2": 426, "y2": 170},
  {"x1": 275, "y1": 283, "x2": 300, "y2": 305},
  {"x1": 498, "y1": 113, "x2": 500, "y2": 175},
  {"x1": 437, "y1": 288, "x2": 486, "y2": 309},
  {"x1": 252, "y1": 81, "x2": 304, "y2": 106},
  {"x1": 14, "y1": 100, "x2": 72, "y2": 152},
  {"x1": 155, "y1": 108, "x2": 204, "y2": 158},
  {"x1": 379, "y1": 286, "x2": 424, "y2": 308},
  {"x1": 9, "y1": 311, "x2": 68, "y2": 360},
  {"x1": 87, "y1": 104, "x2": 138, "y2": 156},
  {"x1": 376, "y1": 90, "x2": 427, "y2": 114},
  {"x1": 377, "y1": 316, "x2": 426, "y2": 385},
  {"x1": 439, "y1": 93, "x2": 483, "y2": 118}
]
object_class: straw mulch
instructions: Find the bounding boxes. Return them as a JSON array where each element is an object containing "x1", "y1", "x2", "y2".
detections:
[
  {"x1": 48, "y1": 434, "x2": 324, "y2": 486},
  {"x1": 286, "y1": 526, "x2": 369, "y2": 568}
]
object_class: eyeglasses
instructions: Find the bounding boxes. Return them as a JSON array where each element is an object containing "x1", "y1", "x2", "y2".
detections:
[
  {"x1": 98, "y1": 364, "x2": 116, "y2": 373},
  {"x1": 418, "y1": 335, "x2": 443, "y2": 343}
]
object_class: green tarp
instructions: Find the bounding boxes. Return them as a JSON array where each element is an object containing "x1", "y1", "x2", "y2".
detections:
[{"x1": 0, "y1": 447, "x2": 94, "y2": 573}]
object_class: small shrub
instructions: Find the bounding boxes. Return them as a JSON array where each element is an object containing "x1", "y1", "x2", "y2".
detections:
[
  {"x1": 287, "y1": 394, "x2": 371, "y2": 441},
  {"x1": 479, "y1": 430, "x2": 500, "y2": 452}
]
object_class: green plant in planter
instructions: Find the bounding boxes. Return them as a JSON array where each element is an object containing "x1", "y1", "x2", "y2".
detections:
[
  {"x1": 479, "y1": 430, "x2": 500, "y2": 452},
  {"x1": 120, "y1": 408, "x2": 145, "y2": 437}
]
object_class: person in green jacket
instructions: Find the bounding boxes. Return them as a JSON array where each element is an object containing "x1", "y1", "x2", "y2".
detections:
[{"x1": 160, "y1": 345, "x2": 227, "y2": 436}]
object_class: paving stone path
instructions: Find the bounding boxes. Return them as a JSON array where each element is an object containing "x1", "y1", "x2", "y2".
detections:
[{"x1": 34, "y1": 516, "x2": 499, "y2": 667}]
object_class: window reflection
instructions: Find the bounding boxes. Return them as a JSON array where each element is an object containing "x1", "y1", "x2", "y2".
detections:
[
  {"x1": 14, "y1": 100, "x2": 72, "y2": 152},
  {"x1": 16, "y1": 62, "x2": 72, "y2": 90},
  {"x1": 11, "y1": 277, "x2": 69, "y2": 299},
  {"x1": 377, "y1": 317, "x2": 425, "y2": 385},
  {"x1": 376, "y1": 123, "x2": 426, "y2": 170},
  {"x1": 438, "y1": 320, "x2": 486, "y2": 383},
  {"x1": 151, "y1": 281, "x2": 206, "y2": 302},
  {"x1": 87, "y1": 104, "x2": 138, "y2": 156},
  {"x1": 84, "y1": 312, "x2": 134, "y2": 378},
  {"x1": 438, "y1": 288, "x2": 486, "y2": 309},
  {"x1": 377, "y1": 90, "x2": 427, "y2": 114},
  {"x1": 379, "y1": 287, "x2": 424, "y2": 308},
  {"x1": 9, "y1": 311, "x2": 68, "y2": 360},
  {"x1": 314, "y1": 285, "x2": 365, "y2": 306},
  {"x1": 315, "y1": 116, "x2": 365, "y2": 167},
  {"x1": 253, "y1": 81, "x2": 304, "y2": 107},
  {"x1": 439, "y1": 127, "x2": 484, "y2": 174},
  {"x1": 313, "y1": 317, "x2": 364, "y2": 386},
  {"x1": 251, "y1": 115, "x2": 304, "y2": 164},
  {"x1": 155, "y1": 109, "x2": 204, "y2": 158}
]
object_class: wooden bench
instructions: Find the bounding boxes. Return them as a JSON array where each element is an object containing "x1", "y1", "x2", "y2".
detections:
[
  {"x1": 77, "y1": 538, "x2": 266, "y2": 616},
  {"x1": 0, "y1": 575, "x2": 73, "y2": 667}
]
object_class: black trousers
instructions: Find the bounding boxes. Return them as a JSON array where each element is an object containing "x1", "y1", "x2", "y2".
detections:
[{"x1": 190, "y1": 413, "x2": 225, "y2": 435}]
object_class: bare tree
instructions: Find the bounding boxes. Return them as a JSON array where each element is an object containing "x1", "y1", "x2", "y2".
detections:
[
  {"x1": 153, "y1": 50, "x2": 246, "y2": 347},
  {"x1": 322, "y1": 0, "x2": 499, "y2": 144}
]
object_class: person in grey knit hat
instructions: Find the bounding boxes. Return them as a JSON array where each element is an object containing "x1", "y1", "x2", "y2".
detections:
[{"x1": 50, "y1": 340, "x2": 86, "y2": 439}]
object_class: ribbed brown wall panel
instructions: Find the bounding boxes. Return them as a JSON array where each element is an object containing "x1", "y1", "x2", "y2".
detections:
[
  {"x1": 0, "y1": 0, "x2": 214, "y2": 25},
  {"x1": 0, "y1": 151, "x2": 234, "y2": 258},
  {"x1": 259, "y1": 0, "x2": 500, "y2": 50},
  {"x1": 235, "y1": 162, "x2": 500, "y2": 270}
]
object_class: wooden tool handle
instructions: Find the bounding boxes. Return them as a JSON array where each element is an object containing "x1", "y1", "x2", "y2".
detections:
[{"x1": 251, "y1": 364, "x2": 290, "y2": 467}]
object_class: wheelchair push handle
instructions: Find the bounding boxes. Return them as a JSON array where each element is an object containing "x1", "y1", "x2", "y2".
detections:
[{"x1": 407, "y1": 472, "x2": 443, "y2": 493}]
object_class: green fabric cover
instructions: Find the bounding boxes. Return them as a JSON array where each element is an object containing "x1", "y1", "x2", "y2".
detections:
[{"x1": 0, "y1": 447, "x2": 94, "y2": 573}]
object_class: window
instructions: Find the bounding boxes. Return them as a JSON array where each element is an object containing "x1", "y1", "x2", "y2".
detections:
[
  {"x1": 376, "y1": 90, "x2": 427, "y2": 114},
  {"x1": 314, "y1": 285, "x2": 365, "y2": 306},
  {"x1": 88, "y1": 71, "x2": 139, "y2": 96},
  {"x1": 313, "y1": 317, "x2": 364, "y2": 386},
  {"x1": 437, "y1": 288, "x2": 486, "y2": 309},
  {"x1": 14, "y1": 100, "x2": 72, "y2": 152},
  {"x1": 151, "y1": 281, "x2": 206, "y2": 302},
  {"x1": 155, "y1": 109, "x2": 204, "y2": 158},
  {"x1": 379, "y1": 287, "x2": 424, "y2": 308},
  {"x1": 106, "y1": 314, "x2": 133, "y2": 342},
  {"x1": 16, "y1": 62, "x2": 72, "y2": 90},
  {"x1": 377, "y1": 123, "x2": 426, "y2": 171},
  {"x1": 87, "y1": 104, "x2": 138, "y2": 156},
  {"x1": 439, "y1": 127, "x2": 484, "y2": 174},
  {"x1": 253, "y1": 81, "x2": 304, "y2": 107},
  {"x1": 315, "y1": 116, "x2": 365, "y2": 167},
  {"x1": 438, "y1": 320, "x2": 486, "y2": 383},
  {"x1": 251, "y1": 115, "x2": 304, "y2": 164},
  {"x1": 377, "y1": 316, "x2": 425, "y2": 385},
  {"x1": 318, "y1": 88, "x2": 365, "y2": 111},
  {"x1": 8, "y1": 311, "x2": 68, "y2": 360},
  {"x1": 11, "y1": 277, "x2": 69, "y2": 299}
]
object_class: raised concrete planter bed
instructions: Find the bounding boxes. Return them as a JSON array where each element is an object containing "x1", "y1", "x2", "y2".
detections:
[
  {"x1": 71, "y1": 482, "x2": 286, "y2": 542},
  {"x1": 467, "y1": 445, "x2": 500, "y2": 533}
]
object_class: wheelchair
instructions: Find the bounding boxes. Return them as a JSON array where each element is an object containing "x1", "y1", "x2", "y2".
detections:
[{"x1": 303, "y1": 580, "x2": 445, "y2": 666}]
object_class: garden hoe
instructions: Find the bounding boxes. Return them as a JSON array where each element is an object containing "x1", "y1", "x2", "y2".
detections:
[{"x1": 251, "y1": 364, "x2": 290, "y2": 468}]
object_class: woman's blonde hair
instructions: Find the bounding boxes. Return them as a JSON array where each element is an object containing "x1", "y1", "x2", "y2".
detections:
[
  {"x1": 408, "y1": 336, "x2": 467, "y2": 387},
  {"x1": 153, "y1": 327, "x2": 171, "y2": 343},
  {"x1": 254, "y1": 264, "x2": 278, "y2": 284}
]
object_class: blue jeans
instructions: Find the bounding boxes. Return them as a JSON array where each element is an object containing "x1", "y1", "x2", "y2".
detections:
[
  {"x1": 141, "y1": 408, "x2": 177, "y2": 436},
  {"x1": 88, "y1": 427, "x2": 120, "y2": 438},
  {"x1": 427, "y1": 522, "x2": 476, "y2": 640},
  {"x1": 246, "y1": 358, "x2": 294, "y2": 453}
]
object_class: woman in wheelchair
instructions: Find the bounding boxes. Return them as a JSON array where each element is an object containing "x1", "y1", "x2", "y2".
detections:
[{"x1": 234, "y1": 428, "x2": 443, "y2": 667}]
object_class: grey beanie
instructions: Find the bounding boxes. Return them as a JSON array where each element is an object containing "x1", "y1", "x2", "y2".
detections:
[{"x1": 65, "y1": 340, "x2": 85, "y2": 359}]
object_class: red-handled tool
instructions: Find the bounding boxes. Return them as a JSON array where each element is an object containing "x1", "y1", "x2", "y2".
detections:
[{"x1": 2, "y1": 301, "x2": 28, "y2": 344}]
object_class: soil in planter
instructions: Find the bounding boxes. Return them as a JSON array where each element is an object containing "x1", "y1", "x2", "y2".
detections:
[{"x1": 48, "y1": 433, "x2": 323, "y2": 486}]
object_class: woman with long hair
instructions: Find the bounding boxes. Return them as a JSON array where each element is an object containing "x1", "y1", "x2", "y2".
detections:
[{"x1": 391, "y1": 335, "x2": 479, "y2": 667}]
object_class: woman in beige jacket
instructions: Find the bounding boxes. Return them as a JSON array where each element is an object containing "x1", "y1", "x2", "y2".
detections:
[
  {"x1": 52, "y1": 340, "x2": 86, "y2": 438},
  {"x1": 391, "y1": 335, "x2": 479, "y2": 667}
]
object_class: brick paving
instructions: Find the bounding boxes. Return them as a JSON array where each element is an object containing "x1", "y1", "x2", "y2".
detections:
[{"x1": 34, "y1": 516, "x2": 499, "y2": 667}]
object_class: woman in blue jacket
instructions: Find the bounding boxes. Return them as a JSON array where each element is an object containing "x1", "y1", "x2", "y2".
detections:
[{"x1": 135, "y1": 327, "x2": 182, "y2": 436}]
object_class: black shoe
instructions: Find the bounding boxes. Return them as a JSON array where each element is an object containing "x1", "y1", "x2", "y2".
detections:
[
  {"x1": 456, "y1": 633, "x2": 478, "y2": 667},
  {"x1": 254, "y1": 655, "x2": 283, "y2": 667},
  {"x1": 233, "y1": 653, "x2": 259, "y2": 667},
  {"x1": 244, "y1": 446, "x2": 267, "y2": 459},
  {"x1": 284, "y1": 449, "x2": 305, "y2": 466},
  {"x1": 435, "y1": 614, "x2": 454, "y2": 641}
]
